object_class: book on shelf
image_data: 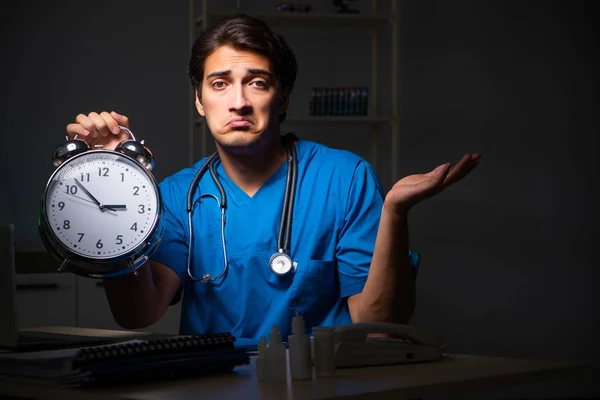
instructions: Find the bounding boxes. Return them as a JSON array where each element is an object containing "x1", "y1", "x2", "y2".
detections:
[{"x1": 0, "y1": 332, "x2": 250, "y2": 388}]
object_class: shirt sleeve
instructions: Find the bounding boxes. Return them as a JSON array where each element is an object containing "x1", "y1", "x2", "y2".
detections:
[
  {"x1": 150, "y1": 177, "x2": 190, "y2": 292},
  {"x1": 336, "y1": 161, "x2": 419, "y2": 298}
]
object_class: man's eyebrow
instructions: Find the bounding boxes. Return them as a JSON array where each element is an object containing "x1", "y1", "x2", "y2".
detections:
[
  {"x1": 205, "y1": 68, "x2": 273, "y2": 79},
  {"x1": 206, "y1": 70, "x2": 231, "y2": 79},
  {"x1": 247, "y1": 68, "x2": 273, "y2": 77}
]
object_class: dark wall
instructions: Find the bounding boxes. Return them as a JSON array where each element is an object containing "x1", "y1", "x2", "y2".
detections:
[
  {"x1": 400, "y1": 0, "x2": 598, "y2": 396},
  {"x1": 0, "y1": 0, "x2": 191, "y2": 248}
]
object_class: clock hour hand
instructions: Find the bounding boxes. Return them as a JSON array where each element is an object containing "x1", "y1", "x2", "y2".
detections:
[{"x1": 100, "y1": 204, "x2": 127, "y2": 210}]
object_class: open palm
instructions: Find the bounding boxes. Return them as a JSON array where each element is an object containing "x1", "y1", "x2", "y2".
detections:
[{"x1": 385, "y1": 153, "x2": 481, "y2": 214}]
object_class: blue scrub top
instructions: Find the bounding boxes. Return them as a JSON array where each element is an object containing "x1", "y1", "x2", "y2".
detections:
[{"x1": 151, "y1": 136, "x2": 419, "y2": 341}]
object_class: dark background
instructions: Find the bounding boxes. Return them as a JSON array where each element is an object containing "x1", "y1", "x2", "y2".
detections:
[{"x1": 1, "y1": 0, "x2": 598, "y2": 397}]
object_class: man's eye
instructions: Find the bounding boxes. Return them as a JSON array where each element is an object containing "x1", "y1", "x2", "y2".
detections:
[
  {"x1": 251, "y1": 80, "x2": 268, "y2": 89},
  {"x1": 212, "y1": 81, "x2": 226, "y2": 89}
]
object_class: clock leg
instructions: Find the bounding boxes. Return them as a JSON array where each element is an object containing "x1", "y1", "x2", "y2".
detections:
[
  {"x1": 58, "y1": 258, "x2": 70, "y2": 272},
  {"x1": 128, "y1": 259, "x2": 139, "y2": 276}
]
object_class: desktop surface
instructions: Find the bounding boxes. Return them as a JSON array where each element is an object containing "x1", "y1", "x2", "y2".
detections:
[
  {"x1": 95, "y1": 354, "x2": 586, "y2": 400},
  {"x1": 0, "y1": 326, "x2": 589, "y2": 400}
]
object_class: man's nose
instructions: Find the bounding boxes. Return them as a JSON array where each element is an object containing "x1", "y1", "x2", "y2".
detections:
[{"x1": 229, "y1": 85, "x2": 251, "y2": 112}]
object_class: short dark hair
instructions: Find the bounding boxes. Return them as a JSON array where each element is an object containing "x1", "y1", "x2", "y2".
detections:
[{"x1": 188, "y1": 13, "x2": 299, "y2": 102}]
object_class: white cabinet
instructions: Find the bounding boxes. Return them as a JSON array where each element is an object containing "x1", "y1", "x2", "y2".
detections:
[
  {"x1": 76, "y1": 277, "x2": 182, "y2": 334},
  {"x1": 14, "y1": 255, "x2": 181, "y2": 334},
  {"x1": 15, "y1": 273, "x2": 77, "y2": 329}
]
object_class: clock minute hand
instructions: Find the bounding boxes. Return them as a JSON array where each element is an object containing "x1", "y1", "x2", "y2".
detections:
[{"x1": 74, "y1": 180, "x2": 102, "y2": 208}]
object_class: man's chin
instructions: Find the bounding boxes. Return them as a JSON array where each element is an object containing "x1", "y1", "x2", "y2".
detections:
[{"x1": 215, "y1": 130, "x2": 264, "y2": 153}]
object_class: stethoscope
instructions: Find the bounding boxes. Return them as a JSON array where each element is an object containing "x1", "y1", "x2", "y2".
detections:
[{"x1": 185, "y1": 135, "x2": 298, "y2": 283}]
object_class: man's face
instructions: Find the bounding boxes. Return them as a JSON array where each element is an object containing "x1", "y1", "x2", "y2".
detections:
[{"x1": 196, "y1": 45, "x2": 288, "y2": 152}]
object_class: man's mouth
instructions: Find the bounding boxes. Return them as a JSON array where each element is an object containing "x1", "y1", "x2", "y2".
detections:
[{"x1": 227, "y1": 118, "x2": 252, "y2": 128}]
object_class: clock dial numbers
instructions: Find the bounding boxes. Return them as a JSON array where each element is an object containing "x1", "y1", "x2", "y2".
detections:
[
  {"x1": 98, "y1": 167, "x2": 109, "y2": 177},
  {"x1": 45, "y1": 152, "x2": 159, "y2": 260}
]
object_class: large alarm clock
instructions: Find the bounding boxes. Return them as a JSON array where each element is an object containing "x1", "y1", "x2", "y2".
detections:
[{"x1": 38, "y1": 127, "x2": 163, "y2": 278}]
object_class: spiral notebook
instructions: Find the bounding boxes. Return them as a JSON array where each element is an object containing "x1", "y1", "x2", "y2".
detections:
[{"x1": 0, "y1": 332, "x2": 250, "y2": 387}]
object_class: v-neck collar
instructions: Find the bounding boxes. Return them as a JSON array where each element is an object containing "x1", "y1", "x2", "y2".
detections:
[{"x1": 214, "y1": 136, "x2": 302, "y2": 207}]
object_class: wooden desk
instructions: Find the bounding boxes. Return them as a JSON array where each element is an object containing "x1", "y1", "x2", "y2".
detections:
[{"x1": 0, "y1": 327, "x2": 590, "y2": 400}]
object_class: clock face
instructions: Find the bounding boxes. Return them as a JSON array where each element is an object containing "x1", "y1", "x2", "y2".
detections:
[{"x1": 43, "y1": 150, "x2": 160, "y2": 260}]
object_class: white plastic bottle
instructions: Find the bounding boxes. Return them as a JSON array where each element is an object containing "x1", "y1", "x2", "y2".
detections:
[
  {"x1": 288, "y1": 313, "x2": 312, "y2": 380},
  {"x1": 312, "y1": 326, "x2": 336, "y2": 377},
  {"x1": 266, "y1": 324, "x2": 287, "y2": 381},
  {"x1": 256, "y1": 335, "x2": 267, "y2": 380}
]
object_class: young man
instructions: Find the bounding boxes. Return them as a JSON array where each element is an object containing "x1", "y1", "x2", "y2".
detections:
[{"x1": 66, "y1": 14, "x2": 480, "y2": 341}]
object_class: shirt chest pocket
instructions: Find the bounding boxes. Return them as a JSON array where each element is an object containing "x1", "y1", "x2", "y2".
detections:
[{"x1": 289, "y1": 259, "x2": 338, "y2": 328}]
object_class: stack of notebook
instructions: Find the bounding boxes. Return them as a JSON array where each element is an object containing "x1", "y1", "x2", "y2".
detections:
[{"x1": 0, "y1": 332, "x2": 250, "y2": 388}]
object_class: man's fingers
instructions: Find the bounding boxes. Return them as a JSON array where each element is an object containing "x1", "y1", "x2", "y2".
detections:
[
  {"x1": 111, "y1": 111, "x2": 129, "y2": 128},
  {"x1": 75, "y1": 114, "x2": 100, "y2": 138},
  {"x1": 66, "y1": 123, "x2": 91, "y2": 140},
  {"x1": 431, "y1": 163, "x2": 452, "y2": 186},
  {"x1": 88, "y1": 112, "x2": 112, "y2": 137},
  {"x1": 110, "y1": 111, "x2": 132, "y2": 141},
  {"x1": 67, "y1": 111, "x2": 131, "y2": 150},
  {"x1": 100, "y1": 111, "x2": 121, "y2": 135},
  {"x1": 444, "y1": 154, "x2": 480, "y2": 186}
]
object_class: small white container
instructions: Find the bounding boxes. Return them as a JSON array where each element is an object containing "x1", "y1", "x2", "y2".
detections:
[
  {"x1": 288, "y1": 314, "x2": 312, "y2": 380},
  {"x1": 256, "y1": 335, "x2": 267, "y2": 380},
  {"x1": 265, "y1": 325, "x2": 287, "y2": 381},
  {"x1": 312, "y1": 327, "x2": 336, "y2": 377}
]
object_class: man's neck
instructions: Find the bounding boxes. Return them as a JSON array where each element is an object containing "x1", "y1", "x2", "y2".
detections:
[{"x1": 216, "y1": 134, "x2": 288, "y2": 197}]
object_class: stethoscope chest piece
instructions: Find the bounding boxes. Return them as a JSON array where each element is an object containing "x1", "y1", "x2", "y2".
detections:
[{"x1": 269, "y1": 251, "x2": 294, "y2": 276}]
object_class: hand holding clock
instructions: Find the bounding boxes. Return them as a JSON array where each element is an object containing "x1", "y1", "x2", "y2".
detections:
[{"x1": 66, "y1": 111, "x2": 130, "y2": 150}]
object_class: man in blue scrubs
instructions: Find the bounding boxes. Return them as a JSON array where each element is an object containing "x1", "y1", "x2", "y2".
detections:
[{"x1": 66, "y1": 14, "x2": 480, "y2": 341}]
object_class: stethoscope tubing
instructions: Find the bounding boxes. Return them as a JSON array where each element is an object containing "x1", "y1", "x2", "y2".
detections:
[
  {"x1": 186, "y1": 136, "x2": 297, "y2": 283},
  {"x1": 278, "y1": 140, "x2": 297, "y2": 253}
]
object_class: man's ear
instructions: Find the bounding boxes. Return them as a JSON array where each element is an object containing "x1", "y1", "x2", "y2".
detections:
[
  {"x1": 278, "y1": 88, "x2": 291, "y2": 116},
  {"x1": 195, "y1": 88, "x2": 205, "y2": 117}
]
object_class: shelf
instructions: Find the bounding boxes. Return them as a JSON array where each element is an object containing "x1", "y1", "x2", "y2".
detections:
[
  {"x1": 196, "y1": 12, "x2": 393, "y2": 28},
  {"x1": 284, "y1": 116, "x2": 392, "y2": 124},
  {"x1": 195, "y1": 116, "x2": 393, "y2": 126}
]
